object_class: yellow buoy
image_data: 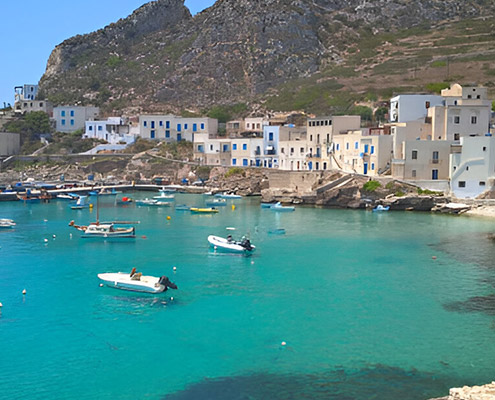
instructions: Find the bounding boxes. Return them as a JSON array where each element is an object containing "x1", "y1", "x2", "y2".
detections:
[
  {"x1": 89, "y1": 204, "x2": 93, "y2": 209},
  {"x1": 167, "y1": 216, "x2": 171, "y2": 220},
  {"x1": 232, "y1": 204, "x2": 235, "y2": 211}
]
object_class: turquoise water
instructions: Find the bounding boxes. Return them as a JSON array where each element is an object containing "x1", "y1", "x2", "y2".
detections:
[{"x1": 1, "y1": 194, "x2": 494, "y2": 399}]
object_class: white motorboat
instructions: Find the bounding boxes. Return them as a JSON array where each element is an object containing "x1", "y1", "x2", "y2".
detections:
[
  {"x1": 215, "y1": 192, "x2": 242, "y2": 199},
  {"x1": 98, "y1": 269, "x2": 177, "y2": 294},
  {"x1": 69, "y1": 221, "x2": 136, "y2": 238},
  {"x1": 270, "y1": 202, "x2": 295, "y2": 212},
  {"x1": 153, "y1": 193, "x2": 175, "y2": 201},
  {"x1": 70, "y1": 195, "x2": 91, "y2": 210},
  {"x1": 372, "y1": 205, "x2": 390, "y2": 212},
  {"x1": 0, "y1": 218, "x2": 16, "y2": 228},
  {"x1": 208, "y1": 235, "x2": 255, "y2": 253},
  {"x1": 136, "y1": 198, "x2": 171, "y2": 207}
]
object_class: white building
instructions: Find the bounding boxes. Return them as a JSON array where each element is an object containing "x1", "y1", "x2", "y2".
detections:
[
  {"x1": 139, "y1": 115, "x2": 218, "y2": 142},
  {"x1": 84, "y1": 117, "x2": 137, "y2": 144},
  {"x1": 389, "y1": 94, "x2": 443, "y2": 123},
  {"x1": 53, "y1": 106, "x2": 99, "y2": 133},
  {"x1": 231, "y1": 137, "x2": 263, "y2": 167},
  {"x1": 193, "y1": 133, "x2": 231, "y2": 166},
  {"x1": 450, "y1": 135, "x2": 495, "y2": 198}
]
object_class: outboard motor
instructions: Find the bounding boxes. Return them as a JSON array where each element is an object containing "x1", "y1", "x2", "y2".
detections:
[
  {"x1": 159, "y1": 276, "x2": 178, "y2": 290},
  {"x1": 240, "y1": 238, "x2": 253, "y2": 251}
]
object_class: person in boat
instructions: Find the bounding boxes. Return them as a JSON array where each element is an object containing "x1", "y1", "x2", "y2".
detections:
[
  {"x1": 227, "y1": 235, "x2": 233, "y2": 243},
  {"x1": 240, "y1": 237, "x2": 252, "y2": 250}
]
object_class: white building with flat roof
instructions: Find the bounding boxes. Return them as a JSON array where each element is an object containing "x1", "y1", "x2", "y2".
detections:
[
  {"x1": 84, "y1": 117, "x2": 136, "y2": 144},
  {"x1": 450, "y1": 135, "x2": 495, "y2": 198},
  {"x1": 390, "y1": 94, "x2": 443, "y2": 123},
  {"x1": 53, "y1": 106, "x2": 99, "y2": 133},
  {"x1": 139, "y1": 115, "x2": 218, "y2": 142}
]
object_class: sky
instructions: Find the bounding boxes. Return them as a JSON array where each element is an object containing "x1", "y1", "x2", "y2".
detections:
[{"x1": 0, "y1": 0, "x2": 215, "y2": 107}]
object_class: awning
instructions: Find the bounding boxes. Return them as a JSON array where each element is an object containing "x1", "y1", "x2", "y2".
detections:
[{"x1": 266, "y1": 145, "x2": 274, "y2": 151}]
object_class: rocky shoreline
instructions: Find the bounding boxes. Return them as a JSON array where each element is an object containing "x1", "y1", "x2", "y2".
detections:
[
  {"x1": 430, "y1": 381, "x2": 495, "y2": 400},
  {"x1": 2, "y1": 158, "x2": 495, "y2": 217}
]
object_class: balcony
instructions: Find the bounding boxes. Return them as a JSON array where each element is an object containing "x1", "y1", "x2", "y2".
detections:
[{"x1": 430, "y1": 159, "x2": 441, "y2": 164}]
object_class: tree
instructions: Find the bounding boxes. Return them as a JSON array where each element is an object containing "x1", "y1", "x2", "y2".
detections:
[
  {"x1": 374, "y1": 107, "x2": 388, "y2": 123},
  {"x1": 352, "y1": 105, "x2": 373, "y2": 123}
]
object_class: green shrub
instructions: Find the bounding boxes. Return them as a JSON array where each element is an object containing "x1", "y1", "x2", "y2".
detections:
[
  {"x1": 385, "y1": 182, "x2": 394, "y2": 190},
  {"x1": 395, "y1": 190, "x2": 405, "y2": 197},
  {"x1": 431, "y1": 60, "x2": 447, "y2": 68},
  {"x1": 425, "y1": 82, "x2": 450, "y2": 93},
  {"x1": 362, "y1": 180, "x2": 381, "y2": 192},
  {"x1": 225, "y1": 167, "x2": 245, "y2": 178},
  {"x1": 417, "y1": 188, "x2": 443, "y2": 196}
]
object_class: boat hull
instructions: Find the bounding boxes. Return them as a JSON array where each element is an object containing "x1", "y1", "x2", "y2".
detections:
[
  {"x1": 208, "y1": 235, "x2": 255, "y2": 253},
  {"x1": 97, "y1": 273, "x2": 165, "y2": 293}
]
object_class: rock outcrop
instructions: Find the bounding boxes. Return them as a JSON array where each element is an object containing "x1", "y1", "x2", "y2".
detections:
[
  {"x1": 38, "y1": 0, "x2": 495, "y2": 111},
  {"x1": 431, "y1": 381, "x2": 495, "y2": 400}
]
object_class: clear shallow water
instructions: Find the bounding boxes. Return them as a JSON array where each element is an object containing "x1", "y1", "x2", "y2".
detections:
[{"x1": 0, "y1": 194, "x2": 494, "y2": 400}]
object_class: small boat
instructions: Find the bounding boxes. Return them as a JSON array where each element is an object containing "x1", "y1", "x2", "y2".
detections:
[
  {"x1": 98, "y1": 268, "x2": 177, "y2": 294},
  {"x1": 372, "y1": 205, "x2": 390, "y2": 212},
  {"x1": 208, "y1": 235, "x2": 255, "y2": 253},
  {"x1": 190, "y1": 207, "x2": 219, "y2": 213},
  {"x1": 57, "y1": 193, "x2": 80, "y2": 200},
  {"x1": 71, "y1": 195, "x2": 91, "y2": 210},
  {"x1": 136, "y1": 198, "x2": 171, "y2": 207},
  {"x1": 153, "y1": 193, "x2": 175, "y2": 201},
  {"x1": 205, "y1": 198, "x2": 227, "y2": 207},
  {"x1": 0, "y1": 218, "x2": 16, "y2": 228},
  {"x1": 90, "y1": 188, "x2": 120, "y2": 196},
  {"x1": 215, "y1": 192, "x2": 242, "y2": 199},
  {"x1": 261, "y1": 202, "x2": 276, "y2": 208},
  {"x1": 116, "y1": 196, "x2": 133, "y2": 205},
  {"x1": 69, "y1": 220, "x2": 136, "y2": 238},
  {"x1": 175, "y1": 204, "x2": 190, "y2": 211},
  {"x1": 159, "y1": 186, "x2": 177, "y2": 193},
  {"x1": 270, "y1": 202, "x2": 295, "y2": 212}
]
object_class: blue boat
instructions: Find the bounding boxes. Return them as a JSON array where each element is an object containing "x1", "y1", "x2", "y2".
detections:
[
  {"x1": 70, "y1": 195, "x2": 91, "y2": 210},
  {"x1": 270, "y1": 202, "x2": 295, "y2": 212},
  {"x1": 261, "y1": 202, "x2": 276, "y2": 208}
]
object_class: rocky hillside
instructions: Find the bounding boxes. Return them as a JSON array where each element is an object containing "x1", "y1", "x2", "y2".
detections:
[{"x1": 39, "y1": 0, "x2": 495, "y2": 114}]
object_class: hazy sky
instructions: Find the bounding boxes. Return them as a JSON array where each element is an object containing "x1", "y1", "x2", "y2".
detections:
[{"x1": 0, "y1": 0, "x2": 215, "y2": 106}]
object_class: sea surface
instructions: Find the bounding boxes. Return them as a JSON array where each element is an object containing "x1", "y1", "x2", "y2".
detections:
[{"x1": 1, "y1": 194, "x2": 494, "y2": 400}]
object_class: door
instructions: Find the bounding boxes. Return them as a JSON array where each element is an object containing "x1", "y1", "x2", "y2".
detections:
[
  {"x1": 363, "y1": 162, "x2": 368, "y2": 175},
  {"x1": 177, "y1": 133, "x2": 182, "y2": 141},
  {"x1": 432, "y1": 169, "x2": 438, "y2": 180}
]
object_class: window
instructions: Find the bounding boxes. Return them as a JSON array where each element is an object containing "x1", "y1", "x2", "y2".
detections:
[
  {"x1": 210, "y1": 145, "x2": 213, "y2": 151},
  {"x1": 98, "y1": 126, "x2": 102, "y2": 131},
  {"x1": 177, "y1": 124, "x2": 181, "y2": 132},
  {"x1": 61, "y1": 119, "x2": 66, "y2": 126},
  {"x1": 454, "y1": 116, "x2": 460, "y2": 124},
  {"x1": 471, "y1": 116, "x2": 477, "y2": 124},
  {"x1": 233, "y1": 144, "x2": 237, "y2": 150},
  {"x1": 243, "y1": 159, "x2": 248, "y2": 166},
  {"x1": 159, "y1": 121, "x2": 163, "y2": 127},
  {"x1": 198, "y1": 145, "x2": 204, "y2": 152},
  {"x1": 336, "y1": 143, "x2": 340, "y2": 151},
  {"x1": 479, "y1": 181, "x2": 486, "y2": 186},
  {"x1": 483, "y1": 146, "x2": 487, "y2": 151},
  {"x1": 143, "y1": 121, "x2": 147, "y2": 127},
  {"x1": 166, "y1": 121, "x2": 170, "y2": 129},
  {"x1": 150, "y1": 130, "x2": 155, "y2": 139},
  {"x1": 300, "y1": 147, "x2": 304, "y2": 154},
  {"x1": 39, "y1": 102, "x2": 43, "y2": 107},
  {"x1": 432, "y1": 151, "x2": 439, "y2": 163},
  {"x1": 70, "y1": 119, "x2": 74, "y2": 126},
  {"x1": 193, "y1": 123, "x2": 197, "y2": 132},
  {"x1": 412, "y1": 150, "x2": 418, "y2": 160},
  {"x1": 151, "y1": 121, "x2": 155, "y2": 129},
  {"x1": 354, "y1": 142, "x2": 358, "y2": 150},
  {"x1": 280, "y1": 148, "x2": 285, "y2": 154},
  {"x1": 458, "y1": 181, "x2": 466, "y2": 188},
  {"x1": 346, "y1": 143, "x2": 349, "y2": 150},
  {"x1": 371, "y1": 163, "x2": 375, "y2": 170},
  {"x1": 232, "y1": 158, "x2": 237, "y2": 165},
  {"x1": 364, "y1": 144, "x2": 369, "y2": 153},
  {"x1": 242, "y1": 144, "x2": 247, "y2": 150},
  {"x1": 70, "y1": 110, "x2": 74, "y2": 117},
  {"x1": 454, "y1": 133, "x2": 460, "y2": 141},
  {"x1": 184, "y1": 124, "x2": 188, "y2": 130},
  {"x1": 223, "y1": 144, "x2": 228, "y2": 152},
  {"x1": 370, "y1": 145, "x2": 374, "y2": 154},
  {"x1": 269, "y1": 132, "x2": 273, "y2": 141},
  {"x1": 200, "y1": 123, "x2": 205, "y2": 130},
  {"x1": 61, "y1": 110, "x2": 66, "y2": 117},
  {"x1": 310, "y1": 135, "x2": 313, "y2": 141},
  {"x1": 89, "y1": 126, "x2": 93, "y2": 131},
  {"x1": 412, "y1": 169, "x2": 417, "y2": 178},
  {"x1": 165, "y1": 130, "x2": 170, "y2": 138}
]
